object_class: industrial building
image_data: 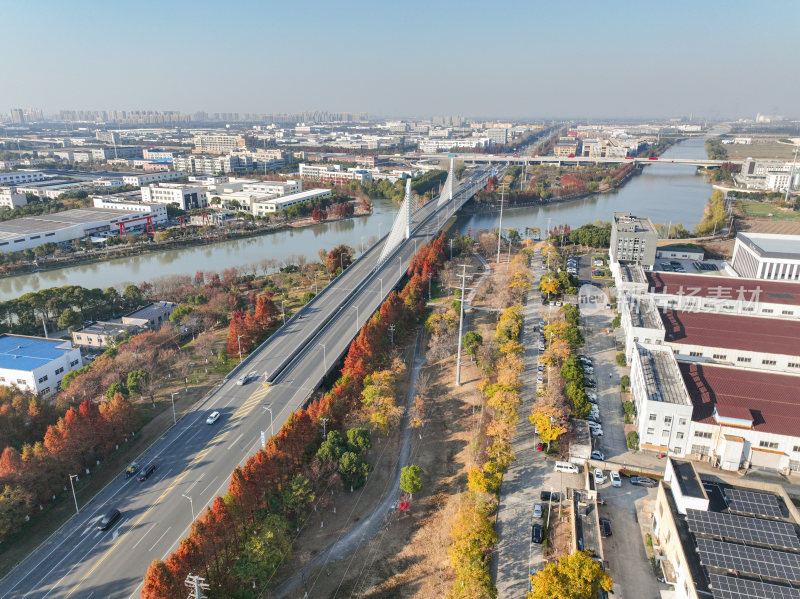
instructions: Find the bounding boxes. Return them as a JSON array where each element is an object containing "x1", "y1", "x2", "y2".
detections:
[
  {"x1": 121, "y1": 302, "x2": 176, "y2": 330},
  {"x1": 653, "y1": 458, "x2": 800, "y2": 599},
  {"x1": 122, "y1": 171, "x2": 186, "y2": 187},
  {"x1": 0, "y1": 187, "x2": 27, "y2": 209},
  {"x1": 0, "y1": 334, "x2": 82, "y2": 396},
  {"x1": 140, "y1": 183, "x2": 208, "y2": 210},
  {"x1": 730, "y1": 232, "x2": 800, "y2": 282},
  {"x1": 0, "y1": 207, "x2": 164, "y2": 252},
  {"x1": 72, "y1": 321, "x2": 139, "y2": 348},
  {"x1": 251, "y1": 188, "x2": 331, "y2": 216},
  {"x1": 0, "y1": 171, "x2": 47, "y2": 185}
]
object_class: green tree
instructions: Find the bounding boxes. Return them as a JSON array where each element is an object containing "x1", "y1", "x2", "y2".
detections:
[
  {"x1": 232, "y1": 514, "x2": 291, "y2": 588},
  {"x1": 615, "y1": 352, "x2": 627, "y2": 366},
  {"x1": 316, "y1": 430, "x2": 348, "y2": 463},
  {"x1": 400, "y1": 464, "x2": 424, "y2": 498},
  {"x1": 126, "y1": 370, "x2": 149, "y2": 397},
  {"x1": 0, "y1": 485, "x2": 34, "y2": 540},
  {"x1": 122, "y1": 284, "x2": 143, "y2": 306},
  {"x1": 620, "y1": 374, "x2": 631, "y2": 392},
  {"x1": 528, "y1": 551, "x2": 613, "y2": 599},
  {"x1": 281, "y1": 474, "x2": 315, "y2": 524},
  {"x1": 337, "y1": 451, "x2": 371, "y2": 489},
  {"x1": 169, "y1": 305, "x2": 193, "y2": 324},
  {"x1": 627, "y1": 431, "x2": 639, "y2": 450},
  {"x1": 57, "y1": 308, "x2": 82, "y2": 331},
  {"x1": 106, "y1": 381, "x2": 127, "y2": 399},
  {"x1": 346, "y1": 427, "x2": 372, "y2": 453},
  {"x1": 462, "y1": 331, "x2": 483, "y2": 358}
]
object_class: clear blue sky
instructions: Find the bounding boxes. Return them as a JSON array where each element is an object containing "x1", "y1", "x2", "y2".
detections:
[{"x1": 4, "y1": 0, "x2": 798, "y2": 119}]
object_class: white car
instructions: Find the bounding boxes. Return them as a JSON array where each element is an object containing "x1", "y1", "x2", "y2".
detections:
[
  {"x1": 586, "y1": 392, "x2": 597, "y2": 401},
  {"x1": 206, "y1": 411, "x2": 221, "y2": 425},
  {"x1": 537, "y1": 376, "x2": 544, "y2": 384},
  {"x1": 584, "y1": 367, "x2": 594, "y2": 375},
  {"x1": 533, "y1": 503, "x2": 543, "y2": 518},
  {"x1": 610, "y1": 471, "x2": 622, "y2": 487},
  {"x1": 236, "y1": 374, "x2": 247, "y2": 385},
  {"x1": 589, "y1": 426, "x2": 603, "y2": 437},
  {"x1": 594, "y1": 468, "x2": 605, "y2": 485}
]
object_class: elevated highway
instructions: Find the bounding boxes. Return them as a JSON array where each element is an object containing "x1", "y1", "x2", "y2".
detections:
[
  {"x1": 0, "y1": 167, "x2": 494, "y2": 599},
  {"x1": 419, "y1": 152, "x2": 737, "y2": 168}
]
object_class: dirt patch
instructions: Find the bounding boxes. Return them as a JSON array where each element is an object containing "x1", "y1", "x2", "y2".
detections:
[{"x1": 544, "y1": 507, "x2": 572, "y2": 561}]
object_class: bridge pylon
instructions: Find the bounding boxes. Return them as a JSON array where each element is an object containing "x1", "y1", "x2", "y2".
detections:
[
  {"x1": 437, "y1": 158, "x2": 454, "y2": 208},
  {"x1": 378, "y1": 179, "x2": 418, "y2": 265}
]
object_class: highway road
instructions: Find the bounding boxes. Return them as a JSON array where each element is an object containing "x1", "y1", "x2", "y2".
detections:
[{"x1": 0, "y1": 167, "x2": 494, "y2": 599}]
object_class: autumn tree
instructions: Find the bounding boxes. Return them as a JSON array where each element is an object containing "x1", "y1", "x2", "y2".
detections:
[
  {"x1": 141, "y1": 559, "x2": 183, "y2": 599},
  {"x1": 528, "y1": 551, "x2": 612, "y2": 599},
  {"x1": 529, "y1": 410, "x2": 567, "y2": 450},
  {"x1": 360, "y1": 362, "x2": 405, "y2": 434}
]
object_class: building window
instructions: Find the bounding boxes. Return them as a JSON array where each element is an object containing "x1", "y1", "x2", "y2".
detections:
[
  {"x1": 16, "y1": 379, "x2": 25, "y2": 385},
  {"x1": 761, "y1": 308, "x2": 773, "y2": 314},
  {"x1": 647, "y1": 428, "x2": 655, "y2": 435},
  {"x1": 38, "y1": 375, "x2": 48, "y2": 383},
  {"x1": 679, "y1": 418, "x2": 687, "y2": 426},
  {"x1": 789, "y1": 363, "x2": 800, "y2": 369},
  {"x1": 782, "y1": 310, "x2": 794, "y2": 315},
  {"x1": 762, "y1": 359, "x2": 776, "y2": 366},
  {"x1": 677, "y1": 432, "x2": 684, "y2": 440},
  {"x1": 689, "y1": 351, "x2": 703, "y2": 357},
  {"x1": 742, "y1": 307, "x2": 754, "y2": 312},
  {"x1": 664, "y1": 416, "x2": 672, "y2": 424},
  {"x1": 41, "y1": 387, "x2": 50, "y2": 395},
  {"x1": 694, "y1": 431, "x2": 712, "y2": 439},
  {"x1": 793, "y1": 445, "x2": 800, "y2": 453},
  {"x1": 712, "y1": 354, "x2": 727, "y2": 360},
  {"x1": 649, "y1": 414, "x2": 657, "y2": 421},
  {"x1": 70, "y1": 360, "x2": 79, "y2": 367},
  {"x1": 759, "y1": 441, "x2": 779, "y2": 450},
  {"x1": 737, "y1": 357, "x2": 752, "y2": 363},
  {"x1": 662, "y1": 430, "x2": 670, "y2": 437},
  {"x1": 691, "y1": 444, "x2": 710, "y2": 456},
  {"x1": 55, "y1": 367, "x2": 64, "y2": 375}
]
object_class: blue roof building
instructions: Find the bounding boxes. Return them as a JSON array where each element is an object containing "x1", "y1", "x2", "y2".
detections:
[{"x1": 0, "y1": 334, "x2": 82, "y2": 397}]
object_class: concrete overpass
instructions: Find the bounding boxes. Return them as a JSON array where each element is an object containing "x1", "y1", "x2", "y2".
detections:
[
  {"x1": 0, "y1": 167, "x2": 495, "y2": 599},
  {"x1": 419, "y1": 153, "x2": 738, "y2": 168}
]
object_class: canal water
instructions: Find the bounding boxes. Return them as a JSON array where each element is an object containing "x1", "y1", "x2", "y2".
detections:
[{"x1": 0, "y1": 136, "x2": 713, "y2": 301}]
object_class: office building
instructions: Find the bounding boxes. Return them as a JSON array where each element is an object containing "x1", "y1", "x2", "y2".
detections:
[
  {"x1": 0, "y1": 334, "x2": 82, "y2": 396},
  {"x1": 553, "y1": 137, "x2": 580, "y2": 157},
  {"x1": 173, "y1": 154, "x2": 252, "y2": 175},
  {"x1": 298, "y1": 163, "x2": 371, "y2": 184},
  {"x1": 141, "y1": 183, "x2": 208, "y2": 210},
  {"x1": 610, "y1": 212, "x2": 658, "y2": 269},
  {"x1": 193, "y1": 135, "x2": 246, "y2": 153},
  {"x1": 0, "y1": 171, "x2": 47, "y2": 185},
  {"x1": 486, "y1": 127, "x2": 508, "y2": 145},
  {"x1": 251, "y1": 188, "x2": 331, "y2": 217},
  {"x1": 122, "y1": 171, "x2": 186, "y2": 187},
  {"x1": 730, "y1": 232, "x2": 800, "y2": 282}
]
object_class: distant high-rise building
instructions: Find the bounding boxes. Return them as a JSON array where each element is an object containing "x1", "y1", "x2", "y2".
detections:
[{"x1": 9, "y1": 109, "x2": 24, "y2": 124}]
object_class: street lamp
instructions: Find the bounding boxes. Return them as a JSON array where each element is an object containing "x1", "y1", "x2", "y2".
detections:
[
  {"x1": 319, "y1": 342, "x2": 327, "y2": 371},
  {"x1": 263, "y1": 404, "x2": 274, "y2": 438},
  {"x1": 281, "y1": 299, "x2": 286, "y2": 325},
  {"x1": 237, "y1": 334, "x2": 244, "y2": 363},
  {"x1": 182, "y1": 493, "x2": 194, "y2": 521},
  {"x1": 378, "y1": 277, "x2": 383, "y2": 299},
  {"x1": 314, "y1": 272, "x2": 318, "y2": 294},
  {"x1": 170, "y1": 391, "x2": 178, "y2": 425},
  {"x1": 69, "y1": 474, "x2": 79, "y2": 514},
  {"x1": 353, "y1": 306, "x2": 359, "y2": 335}
]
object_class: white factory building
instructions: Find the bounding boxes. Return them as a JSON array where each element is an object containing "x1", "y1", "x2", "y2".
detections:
[
  {"x1": 730, "y1": 232, "x2": 800, "y2": 282},
  {"x1": 141, "y1": 183, "x2": 208, "y2": 210},
  {"x1": 0, "y1": 334, "x2": 82, "y2": 396},
  {"x1": 0, "y1": 171, "x2": 47, "y2": 185},
  {"x1": 92, "y1": 196, "x2": 168, "y2": 223},
  {"x1": 251, "y1": 188, "x2": 331, "y2": 216},
  {"x1": 0, "y1": 187, "x2": 27, "y2": 209},
  {"x1": 122, "y1": 171, "x2": 186, "y2": 186}
]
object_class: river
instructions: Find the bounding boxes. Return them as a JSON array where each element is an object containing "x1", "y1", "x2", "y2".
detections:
[
  {"x1": 0, "y1": 136, "x2": 714, "y2": 301},
  {"x1": 456, "y1": 135, "x2": 714, "y2": 237}
]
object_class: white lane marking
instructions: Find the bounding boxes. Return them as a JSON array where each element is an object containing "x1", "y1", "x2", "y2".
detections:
[
  {"x1": 183, "y1": 472, "x2": 205, "y2": 495},
  {"x1": 131, "y1": 522, "x2": 157, "y2": 550},
  {"x1": 125, "y1": 583, "x2": 143, "y2": 599},
  {"x1": 199, "y1": 476, "x2": 218, "y2": 498},
  {"x1": 227, "y1": 433, "x2": 244, "y2": 450},
  {"x1": 148, "y1": 527, "x2": 171, "y2": 552},
  {"x1": 154, "y1": 466, "x2": 173, "y2": 485}
]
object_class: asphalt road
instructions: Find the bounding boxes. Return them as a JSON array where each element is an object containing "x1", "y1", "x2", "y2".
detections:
[{"x1": 0, "y1": 169, "x2": 493, "y2": 599}]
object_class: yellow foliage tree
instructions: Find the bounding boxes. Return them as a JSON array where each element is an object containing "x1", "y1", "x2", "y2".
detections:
[
  {"x1": 529, "y1": 410, "x2": 567, "y2": 448},
  {"x1": 528, "y1": 551, "x2": 613, "y2": 599}
]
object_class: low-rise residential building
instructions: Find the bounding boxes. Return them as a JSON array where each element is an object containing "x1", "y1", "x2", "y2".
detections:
[
  {"x1": 121, "y1": 301, "x2": 176, "y2": 330},
  {"x1": 0, "y1": 334, "x2": 82, "y2": 396},
  {"x1": 122, "y1": 171, "x2": 185, "y2": 186},
  {"x1": 730, "y1": 232, "x2": 800, "y2": 281},
  {"x1": 141, "y1": 183, "x2": 208, "y2": 210},
  {"x1": 610, "y1": 212, "x2": 658, "y2": 270},
  {"x1": 0, "y1": 187, "x2": 27, "y2": 209},
  {"x1": 72, "y1": 321, "x2": 139, "y2": 348}
]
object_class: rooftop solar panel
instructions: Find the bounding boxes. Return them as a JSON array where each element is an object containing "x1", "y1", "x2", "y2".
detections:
[
  {"x1": 687, "y1": 509, "x2": 800, "y2": 550},
  {"x1": 697, "y1": 538, "x2": 800, "y2": 583},
  {"x1": 709, "y1": 574, "x2": 800, "y2": 599},
  {"x1": 725, "y1": 489, "x2": 783, "y2": 519}
]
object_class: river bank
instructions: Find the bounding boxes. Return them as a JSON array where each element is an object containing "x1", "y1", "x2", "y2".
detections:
[{"x1": 0, "y1": 202, "x2": 372, "y2": 280}]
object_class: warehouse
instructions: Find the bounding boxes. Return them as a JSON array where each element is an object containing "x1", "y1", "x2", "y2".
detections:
[
  {"x1": 0, "y1": 207, "x2": 163, "y2": 252},
  {"x1": 0, "y1": 334, "x2": 82, "y2": 396}
]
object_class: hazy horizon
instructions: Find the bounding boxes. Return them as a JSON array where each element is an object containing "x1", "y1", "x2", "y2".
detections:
[{"x1": 3, "y1": 0, "x2": 798, "y2": 121}]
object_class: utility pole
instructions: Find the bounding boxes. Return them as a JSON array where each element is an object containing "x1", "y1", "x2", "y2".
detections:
[
  {"x1": 785, "y1": 146, "x2": 799, "y2": 206},
  {"x1": 388, "y1": 323, "x2": 395, "y2": 348},
  {"x1": 496, "y1": 184, "x2": 505, "y2": 265},
  {"x1": 320, "y1": 417, "x2": 329, "y2": 440},
  {"x1": 185, "y1": 574, "x2": 210, "y2": 599},
  {"x1": 455, "y1": 264, "x2": 473, "y2": 386}
]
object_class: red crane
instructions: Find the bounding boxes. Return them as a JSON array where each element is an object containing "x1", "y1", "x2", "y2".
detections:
[{"x1": 115, "y1": 215, "x2": 155, "y2": 237}]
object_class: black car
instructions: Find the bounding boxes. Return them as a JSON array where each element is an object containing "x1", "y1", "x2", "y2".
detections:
[
  {"x1": 138, "y1": 463, "x2": 157, "y2": 482},
  {"x1": 531, "y1": 523, "x2": 544, "y2": 544},
  {"x1": 600, "y1": 518, "x2": 612, "y2": 537},
  {"x1": 586, "y1": 379, "x2": 597, "y2": 388},
  {"x1": 540, "y1": 490, "x2": 561, "y2": 502},
  {"x1": 630, "y1": 476, "x2": 658, "y2": 488},
  {"x1": 97, "y1": 508, "x2": 121, "y2": 531}
]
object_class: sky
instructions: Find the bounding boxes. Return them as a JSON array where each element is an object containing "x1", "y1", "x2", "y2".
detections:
[{"x1": 3, "y1": 0, "x2": 798, "y2": 120}]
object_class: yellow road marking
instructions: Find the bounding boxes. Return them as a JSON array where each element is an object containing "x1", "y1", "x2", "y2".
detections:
[{"x1": 63, "y1": 386, "x2": 270, "y2": 596}]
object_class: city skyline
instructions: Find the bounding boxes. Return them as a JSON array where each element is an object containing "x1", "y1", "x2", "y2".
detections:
[{"x1": 3, "y1": 0, "x2": 799, "y2": 120}]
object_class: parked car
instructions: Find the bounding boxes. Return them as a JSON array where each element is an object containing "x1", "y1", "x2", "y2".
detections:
[
  {"x1": 206, "y1": 411, "x2": 221, "y2": 425},
  {"x1": 236, "y1": 374, "x2": 247, "y2": 385},
  {"x1": 540, "y1": 490, "x2": 561, "y2": 502},
  {"x1": 586, "y1": 379, "x2": 597, "y2": 388},
  {"x1": 599, "y1": 518, "x2": 612, "y2": 537},
  {"x1": 610, "y1": 471, "x2": 621, "y2": 487},
  {"x1": 138, "y1": 463, "x2": 157, "y2": 482},
  {"x1": 586, "y1": 415, "x2": 601, "y2": 425},
  {"x1": 538, "y1": 364, "x2": 545, "y2": 374},
  {"x1": 586, "y1": 392, "x2": 597, "y2": 401},
  {"x1": 631, "y1": 476, "x2": 657, "y2": 487},
  {"x1": 590, "y1": 426, "x2": 603, "y2": 437},
  {"x1": 591, "y1": 450, "x2": 605, "y2": 461},
  {"x1": 537, "y1": 376, "x2": 544, "y2": 384},
  {"x1": 594, "y1": 468, "x2": 605, "y2": 485},
  {"x1": 531, "y1": 523, "x2": 544, "y2": 543},
  {"x1": 533, "y1": 503, "x2": 543, "y2": 518},
  {"x1": 584, "y1": 367, "x2": 594, "y2": 375},
  {"x1": 97, "y1": 508, "x2": 121, "y2": 531}
]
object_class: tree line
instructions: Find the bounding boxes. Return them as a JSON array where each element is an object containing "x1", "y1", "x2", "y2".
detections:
[{"x1": 141, "y1": 234, "x2": 450, "y2": 598}]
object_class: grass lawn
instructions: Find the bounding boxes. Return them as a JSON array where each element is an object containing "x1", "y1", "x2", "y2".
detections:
[
  {"x1": 722, "y1": 139, "x2": 800, "y2": 160},
  {"x1": 739, "y1": 201, "x2": 800, "y2": 221}
]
